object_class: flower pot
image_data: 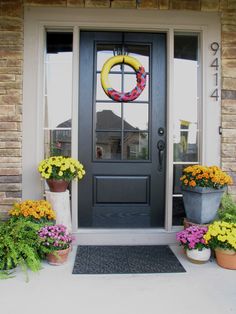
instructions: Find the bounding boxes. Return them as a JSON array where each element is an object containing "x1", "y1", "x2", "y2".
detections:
[
  {"x1": 182, "y1": 186, "x2": 226, "y2": 224},
  {"x1": 46, "y1": 247, "x2": 71, "y2": 266},
  {"x1": 46, "y1": 179, "x2": 70, "y2": 192},
  {"x1": 186, "y1": 248, "x2": 211, "y2": 264},
  {"x1": 215, "y1": 248, "x2": 236, "y2": 270}
]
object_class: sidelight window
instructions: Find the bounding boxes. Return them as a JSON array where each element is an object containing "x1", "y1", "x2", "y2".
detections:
[
  {"x1": 172, "y1": 33, "x2": 200, "y2": 226},
  {"x1": 44, "y1": 31, "x2": 73, "y2": 158}
]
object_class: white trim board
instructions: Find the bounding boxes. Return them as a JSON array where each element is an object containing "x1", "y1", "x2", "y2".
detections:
[
  {"x1": 74, "y1": 228, "x2": 182, "y2": 245},
  {"x1": 23, "y1": 8, "x2": 221, "y2": 242}
]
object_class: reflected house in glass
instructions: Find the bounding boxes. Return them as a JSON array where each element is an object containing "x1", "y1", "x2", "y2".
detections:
[
  {"x1": 96, "y1": 109, "x2": 147, "y2": 160},
  {"x1": 49, "y1": 109, "x2": 147, "y2": 160},
  {"x1": 51, "y1": 120, "x2": 71, "y2": 157},
  {"x1": 174, "y1": 119, "x2": 198, "y2": 162}
]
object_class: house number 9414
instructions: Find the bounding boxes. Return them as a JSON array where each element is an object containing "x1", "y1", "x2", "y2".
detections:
[{"x1": 210, "y1": 42, "x2": 220, "y2": 101}]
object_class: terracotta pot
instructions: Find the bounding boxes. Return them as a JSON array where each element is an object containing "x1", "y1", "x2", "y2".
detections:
[
  {"x1": 215, "y1": 248, "x2": 236, "y2": 270},
  {"x1": 46, "y1": 179, "x2": 70, "y2": 192},
  {"x1": 46, "y1": 247, "x2": 71, "y2": 266},
  {"x1": 186, "y1": 248, "x2": 211, "y2": 264}
]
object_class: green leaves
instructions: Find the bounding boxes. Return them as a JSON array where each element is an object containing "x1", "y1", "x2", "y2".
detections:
[
  {"x1": 0, "y1": 217, "x2": 45, "y2": 280},
  {"x1": 218, "y1": 194, "x2": 236, "y2": 223}
]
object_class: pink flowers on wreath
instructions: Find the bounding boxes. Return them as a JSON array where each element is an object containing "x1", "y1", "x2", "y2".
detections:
[
  {"x1": 176, "y1": 226, "x2": 209, "y2": 251},
  {"x1": 38, "y1": 224, "x2": 74, "y2": 251}
]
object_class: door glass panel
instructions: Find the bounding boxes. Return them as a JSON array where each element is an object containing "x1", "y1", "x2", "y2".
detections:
[
  {"x1": 96, "y1": 103, "x2": 121, "y2": 130},
  {"x1": 97, "y1": 44, "x2": 122, "y2": 72},
  {"x1": 124, "y1": 45, "x2": 150, "y2": 72},
  {"x1": 95, "y1": 42, "x2": 150, "y2": 161},
  {"x1": 124, "y1": 74, "x2": 149, "y2": 102},
  {"x1": 95, "y1": 132, "x2": 121, "y2": 160},
  {"x1": 96, "y1": 73, "x2": 122, "y2": 101},
  {"x1": 123, "y1": 103, "x2": 148, "y2": 131},
  {"x1": 123, "y1": 132, "x2": 149, "y2": 160}
]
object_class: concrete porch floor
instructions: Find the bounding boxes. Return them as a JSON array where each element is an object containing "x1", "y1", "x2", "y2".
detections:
[{"x1": 1, "y1": 245, "x2": 236, "y2": 314}]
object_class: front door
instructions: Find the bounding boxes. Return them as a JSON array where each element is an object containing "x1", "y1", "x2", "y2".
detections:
[{"x1": 78, "y1": 31, "x2": 166, "y2": 228}]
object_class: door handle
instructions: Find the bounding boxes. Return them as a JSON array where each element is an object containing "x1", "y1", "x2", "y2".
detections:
[{"x1": 157, "y1": 140, "x2": 165, "y2": 171}]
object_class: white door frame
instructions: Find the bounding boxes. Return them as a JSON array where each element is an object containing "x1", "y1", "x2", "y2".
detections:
[{"x1": 23, "y1": 8, "x2": 221, "y2": 244}]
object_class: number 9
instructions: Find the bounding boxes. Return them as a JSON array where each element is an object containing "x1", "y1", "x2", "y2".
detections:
[{"x1": 210, "y1": 42, "x2": 219, "y2": 55}]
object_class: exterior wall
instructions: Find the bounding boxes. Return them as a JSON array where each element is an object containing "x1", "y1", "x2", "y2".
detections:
[{"x1": 0, "y1": 0, "x2": 236, "y2": 216}]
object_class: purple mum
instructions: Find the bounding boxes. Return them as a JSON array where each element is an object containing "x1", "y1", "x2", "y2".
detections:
[
  {"x1": 176, "y1": 226, "x2": 208, "y2": 251},
  {"x1": 38, "y1": 224, "x2": 73, "y2": 251}
]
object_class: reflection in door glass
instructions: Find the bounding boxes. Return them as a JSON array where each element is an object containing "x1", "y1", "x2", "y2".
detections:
[
  {"x1": 95, "y1": 132, "x2": 121, "y2": 160},
  {"x1": 97, "y1": 44, "x2": 122, "y2": 72},
  {"x1": 124, "y1": 45, "x2": 150, "y2": 72},
  {"x1": 96, "y1": 73, "x2": 122, "y2": 101},
  {"x1": 123, "y1": 103, "x2": 148, "y2": 131},
  {"x1": 96, "y1": 103, "x2": 121, "y2": 130},
  {"x1": 124, "y1": 74, "x2": 149, "y2": 102},
  {"x1": 95, "y1": 43, "x2": 150, "y2": 161},
  {"x1": 123, "y1": 132, "x2": 148, "y2": 160}
]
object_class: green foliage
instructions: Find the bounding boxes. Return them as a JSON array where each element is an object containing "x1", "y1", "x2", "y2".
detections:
[
  {"x1": 218, "y1": 193, "x2": 236, "y2": 223},
  {"x1": 0, "y1": 270, "x2": 15, "y2": 280},
  {"x1": 0, "y1": 217, "x2": 49, "y2": 280}
]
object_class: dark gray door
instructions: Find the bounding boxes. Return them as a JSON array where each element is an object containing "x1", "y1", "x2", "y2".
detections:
[{"x1": 78, "y1": 31, "x2": 166, "y2": 228}]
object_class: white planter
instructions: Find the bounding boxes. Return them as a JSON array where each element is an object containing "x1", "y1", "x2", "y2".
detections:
[
  {"x1": 45, "y1": 190, "x2": 72, "y2": 233},
  {"x1": 186, "y1": 248, "x2": 211, "y2": 264}
]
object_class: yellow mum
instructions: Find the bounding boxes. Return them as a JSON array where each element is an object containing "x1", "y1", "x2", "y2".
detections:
[
  {"x1": 204, "y1": 221, "x2": 236, "y2": 251},
  {"x1": 38, "y1": 156, "x2": 85, "y2": 182}
]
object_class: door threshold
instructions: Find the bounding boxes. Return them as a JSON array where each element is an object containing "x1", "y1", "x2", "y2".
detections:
[{"x1": 73, "y1": 228, "x2": 182, "y2": 245}]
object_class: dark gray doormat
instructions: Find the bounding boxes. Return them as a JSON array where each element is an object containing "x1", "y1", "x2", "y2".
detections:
[{"x1": 72, "y1": 245, "x2": 186, "y2": 274}]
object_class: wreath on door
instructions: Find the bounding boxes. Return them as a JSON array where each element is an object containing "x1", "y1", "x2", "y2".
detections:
[{"x1": 100, "y1": 55, "x2": 146, "y2": 102}]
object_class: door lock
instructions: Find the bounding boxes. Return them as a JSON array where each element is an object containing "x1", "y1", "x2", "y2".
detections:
[{"x1": 158, "y1": 127, "x2": 165, "y2": 136}]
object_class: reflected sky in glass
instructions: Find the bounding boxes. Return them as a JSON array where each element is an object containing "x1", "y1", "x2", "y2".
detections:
[{"x1": 45, "y1": 52, "x2": 72, "y2": 129}]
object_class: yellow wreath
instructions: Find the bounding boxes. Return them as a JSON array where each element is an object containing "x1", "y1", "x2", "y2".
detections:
[{"x1": 101, "y1": 55, "x2": 146, "y2": 102}]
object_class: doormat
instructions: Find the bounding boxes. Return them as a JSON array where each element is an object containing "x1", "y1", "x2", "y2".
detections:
[{"x1": 72, "y1": 245, "x2": 186, "y2": 274}]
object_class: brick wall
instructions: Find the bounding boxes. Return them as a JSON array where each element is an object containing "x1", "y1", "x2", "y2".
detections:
[
  {"x1": 0, "y1": 0, "x2": 23, "y2": 216},
  {"x1": 0, "y1": 0, "x2": 236, "y2": 213}
]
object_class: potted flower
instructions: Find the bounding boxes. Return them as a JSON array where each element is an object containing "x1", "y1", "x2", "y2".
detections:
[
  {"x1": 38, "y1": 224, "x2": 73, "y2": 265},
  {"x1": 180, "y1": 165, "x2": 233, "y2": 224},
  {"x1": 176, "y1": 226, "x2": 211, "y2": 263},
  {"x1": 204, "y1": 221, "x2": 236, "y2": 269},
  {"x1": 9, "y1": 199, "x2": 56, "y2": 223},
  {"x1": 38, "y1": 156, "x2": 85, "y2": 192}
]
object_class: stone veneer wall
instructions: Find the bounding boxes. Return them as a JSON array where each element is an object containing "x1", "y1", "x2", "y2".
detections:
[{"x1": 0, "y1": 0, "x2": 236, "y2": 215}]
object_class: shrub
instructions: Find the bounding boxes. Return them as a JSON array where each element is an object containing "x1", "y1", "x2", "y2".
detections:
[
  {"x1": 0, "y1": 217, "x2": 44, "y2": 280},
  {"x1": 218, "y1": 193, "x2": 236, "y2": 223}
]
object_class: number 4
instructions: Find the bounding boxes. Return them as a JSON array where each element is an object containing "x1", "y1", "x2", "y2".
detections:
[
  {"x1": 211, "y1": 89, "x2": 219, "y2": 101},
  {"x1": 210, "y1": 58, "x2": 219, "y2": 70}
]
